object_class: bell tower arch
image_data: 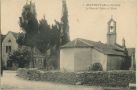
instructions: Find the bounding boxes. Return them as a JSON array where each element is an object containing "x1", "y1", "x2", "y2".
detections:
[{"x1": 107, "y1": 17, "x2": 117, "y2": 45}]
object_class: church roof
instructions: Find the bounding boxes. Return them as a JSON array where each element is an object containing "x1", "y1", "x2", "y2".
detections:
[{"x1": 61, "y1": 38, "x2": 126, "y2": 56}]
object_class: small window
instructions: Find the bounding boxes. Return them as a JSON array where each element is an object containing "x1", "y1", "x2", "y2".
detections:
[
  {"x1": 8, "y1": 40, "x2": 11, "y2": 42},
  {"x1": 9, "y1": 46, "x2": 11, "y2": 52},
  {"x1": 6, "y1": 46, "x2": 11, "y2": 53},
  {"x1": 6, "y1": 46, "x2": 8, "y2": 53}
]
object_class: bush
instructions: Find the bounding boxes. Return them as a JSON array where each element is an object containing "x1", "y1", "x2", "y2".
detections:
[
  {"x1": 17, "y1": 68, "x2": 136, "y2": 87},
  {"x1": 89, "y1": 63, "x2": 103, "y2": 71},
  {"x1": 8, "y1": 48, "x2": 31, "y2": 68}
]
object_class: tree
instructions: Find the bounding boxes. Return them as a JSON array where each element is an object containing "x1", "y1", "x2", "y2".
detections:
[
  {"x1": 17, "y1": 1, "x2": 70, "y2": 69},
  {"x1": 50, "y1": 23, "x2": 60, "y2": 47},
  {"x1": 45, "y1": 0, "x2": 71, "y2": 69},
  {"x1": 18, "y1": 1, "x2": 39, "y2": 68},
  {"x1": 8, "y1": 49, "x2": 31, "y2": 68},
  {"x1": 19, "y1": 1, "x2": 38, "y2": 47},
  {"x1": 18, "y1": 0, "x2": 70, "y2": 49},
  {"x1": 16, "y1": 33, "x2": 26, "y2": 46},
  {"x1": 61, "y1": 0, "x2": 70, "y2": 45},
  {"x1": 36, "y1": 17, "x2": 51, "y2": 53}
]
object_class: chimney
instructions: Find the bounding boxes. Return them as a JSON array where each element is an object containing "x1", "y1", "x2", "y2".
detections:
[{"x1": 122, "y1": 38, "x2": 126, "y2": 47}]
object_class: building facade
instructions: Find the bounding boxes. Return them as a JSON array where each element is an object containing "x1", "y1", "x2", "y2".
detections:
[
  {"x1": 2, "y1": 31, "x2": 19, "y2": 68},
  {"x1": 2, "y1": 32, "x2": 47, "y2": 69},
  {"x1": 60, "y1": 18, "x2": 135, "y2": 72},
  {"x1": 2, "y1": 31, "x2": 53, "y2": 69}
]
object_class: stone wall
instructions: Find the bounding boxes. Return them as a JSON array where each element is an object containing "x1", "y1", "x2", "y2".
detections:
[{"x1": 17, "y1": 68, "x2": 136, "y2": 87}]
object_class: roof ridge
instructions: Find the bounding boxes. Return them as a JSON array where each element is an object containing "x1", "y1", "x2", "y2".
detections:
[
  {"x1": 78, "y1": 38, "x2": 91, "y2": 46},
  {"x1": 61, "y1": 38, "x2": 126, "y2": 56},
  {"x1": 7, "y1": 31, "x2": 19, "y2": 39},
  {"x1": 8, "y1": 31, "x2": 19, "y2": 34}
]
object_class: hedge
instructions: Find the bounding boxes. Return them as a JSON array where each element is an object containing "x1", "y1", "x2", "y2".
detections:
[{"x1": 17, "y1": 68, "x2": 136, "y2": 87}]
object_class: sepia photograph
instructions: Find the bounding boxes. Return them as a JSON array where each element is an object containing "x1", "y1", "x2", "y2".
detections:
[{"x1": 0, "y1": 0, "x2": 136, "y2": 90}]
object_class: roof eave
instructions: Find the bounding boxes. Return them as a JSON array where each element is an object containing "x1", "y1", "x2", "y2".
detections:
[{"x1": 60, "y1": 46, "x2": 93, "y2": 49}]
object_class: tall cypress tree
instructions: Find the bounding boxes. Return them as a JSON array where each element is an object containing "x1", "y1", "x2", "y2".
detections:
[
  {"x1": 19, "y1": 1, "x2": 39, "y2": 47},
  {"x1": 18, "y1": 1, "x2": 39, "y2": 67},
  {"x1": 61, "y1": 0, "x2": 70, "y2": 45},
  {"x1": 37, "y1": 16, "x2": 51, "y2": 53}
]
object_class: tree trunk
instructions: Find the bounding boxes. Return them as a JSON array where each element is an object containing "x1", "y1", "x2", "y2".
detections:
[{"x1": 29, "y1": 47, "x2": 34, "y2": 68}]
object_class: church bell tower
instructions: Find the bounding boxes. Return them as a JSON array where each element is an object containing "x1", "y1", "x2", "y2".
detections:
[{"x1": 107, "y1": 17, "x2": 117, "y2": 45}]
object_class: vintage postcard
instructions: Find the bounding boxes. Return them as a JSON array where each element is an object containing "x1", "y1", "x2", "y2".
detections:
[{"x1": 0, "y1": 0, "x2": 136, "y2": 90}]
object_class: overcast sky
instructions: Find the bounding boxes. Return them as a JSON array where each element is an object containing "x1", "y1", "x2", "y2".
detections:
[{"x1": 1, "y1": 0, "x2": 137, "y2": 48}]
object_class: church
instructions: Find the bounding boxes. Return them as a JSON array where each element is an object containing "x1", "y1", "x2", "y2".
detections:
[{"x1": 60, "y1": 18, "x2": 136, "y2": 72}]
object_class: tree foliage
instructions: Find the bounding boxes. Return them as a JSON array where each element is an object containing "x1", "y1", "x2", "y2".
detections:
[
  {"x1": 8, "y1": 49, "x2": 31, "y2": 68},
  {"x1": 89, "y1": 63, "x2": 103, "y2": 71},
  {"x1": 17, "y1": 1, "x2": 70, "y2": 69},
  {"x1": 19, "y1": 1, "x2": 38, "y2": 47},
  {"x1": 61, "y1": 0, "x2": 70, "y2": 45},
  {"x1": 36, "y1": 18, "x2": 51, "y2": 53},
  {"x1": 18, "y1": 1, "x2": 70, "y2": 53}
]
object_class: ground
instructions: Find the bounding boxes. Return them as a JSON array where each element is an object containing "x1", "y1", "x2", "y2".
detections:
[{"x1": 0, "y1": 70, "x2": 130, "y2": 90}]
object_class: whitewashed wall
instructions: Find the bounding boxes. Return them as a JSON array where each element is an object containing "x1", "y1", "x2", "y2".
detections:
[
  {"x1": 60, "y1": 48, "x2": 75, "y2": 72},
  {"x1": 60, "y1": 47, "x2": 108, "y2": 72},
  {"x1": 91, "y1": 49, "x2": 107, "y2": 71},
  {"x1": 74, "y1": 48, "x2": 92, "y2": 72},
  {"x1": 2, "y1": 32, "x2": 18, "y2": 67}
]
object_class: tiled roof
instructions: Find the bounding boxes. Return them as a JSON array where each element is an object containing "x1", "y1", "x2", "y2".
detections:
[
  {"x1": 61, "y1": 38, "x2": 126, "y2": 56},
  {"x1": 61, "y1": 38, "x2": 94, "y2": 48}
]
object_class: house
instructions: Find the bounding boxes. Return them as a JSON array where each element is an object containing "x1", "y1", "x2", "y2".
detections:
[
  {"x1": 2, "y1": 31, "x2": 47, "y2": 69},
  {"x1": 2, "y1": 31, "x2": 19, "y2": 68},
  {"x1": 60, "y1": 18, "x2": 136, "y2": 72},
  {"x1": 1, "y1": 31, "x2": 55, "y2": 69}
]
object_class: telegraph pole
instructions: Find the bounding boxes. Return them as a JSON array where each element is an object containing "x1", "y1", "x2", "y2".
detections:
[
  {"x1": 0, "y1": 0, "x2": 2, "y2": 88},
  {"x1": 0, "y1": 0, "x2": 2, "y2": 70}
]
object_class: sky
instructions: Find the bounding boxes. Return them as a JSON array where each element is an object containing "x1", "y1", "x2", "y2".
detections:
[{"x1": 1, "y1": 0, "x2": 137, "y2": 49}]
